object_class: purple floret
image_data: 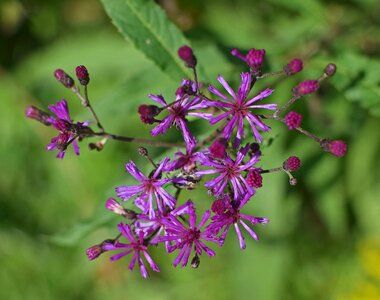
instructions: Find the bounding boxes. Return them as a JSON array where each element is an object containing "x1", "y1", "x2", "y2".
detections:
[{"x1": 206, "y1": 72, "x2": 277, "y2": 146}]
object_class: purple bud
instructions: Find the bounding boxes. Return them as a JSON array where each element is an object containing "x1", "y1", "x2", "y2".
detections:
[
  {"x1": 246, "y1": 48, "x2": 265, "y2": 70},
  {"x1": 54, "y1": 69, "x2": 74, "y2": 88},
  {"x1": 86, "y1": 245, "x2": 103, "y2": 261},
  {"x1": 324, "y1": 63, "x2": 337, "y2": 77},
  {"x1": 75, "y1": 65, "x2": 90, "y2": 85},
  {"x1": 283, "y1": 156, "x2": 301, "y2": 171},
  {"x1": 105, "y1": 198, "x2": 125, "y2": 215},
  {"x1": 209, "y1": 138, "x2": 227, "y2": 158},
  {"x1": 25, "y1": 106, "x2": 53, "y2": 125},
  {"x1": 178, "y1": 45, "x2": 197, "y2": 68},
  {"x1": 284, "y1": 58, "x2": 303, "y2": 75},
  {"x1": 284, "y1": 111, "x2": 302, "y2": 130},
  {"x1": 211, "y1": 199, "x2": 226, "y2": 215},
  {"x1": 246, "y1": 169, "x2": 263, "y2": 188},
  {"x1": 293, "y1": 80, "x2": 319, "y2": 96},
  {"x1": 320, "y1": 139, "x2": 347, "y2": 157},
  {"x1": 138, "y1": 104, "x2": 161, "y2": 124}
]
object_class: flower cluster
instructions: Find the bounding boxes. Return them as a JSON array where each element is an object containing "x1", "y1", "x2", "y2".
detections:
[{"x1": 26, "y1": 46, "x2": 347, "y2": 278}]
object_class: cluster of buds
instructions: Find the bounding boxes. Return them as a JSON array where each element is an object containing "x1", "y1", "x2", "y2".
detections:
[{"x1": 26, "y1": 45, "x2": 346, "y2": 278}]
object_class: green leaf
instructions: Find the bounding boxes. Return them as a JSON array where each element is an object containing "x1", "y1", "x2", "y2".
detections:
[
  {"x1": 47, "y1": 213, "x2": 114, "y2": 246},
  {"x1": 100, "y1": 0, "x2": 192, "y2": 81}
]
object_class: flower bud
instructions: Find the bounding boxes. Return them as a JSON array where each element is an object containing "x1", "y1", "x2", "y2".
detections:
[
  {"x1": 293, "y1": 80, "x2": 319, "y2": 96},
  {"x1": 138, "y1": 104, "x2": 161, "y2": 124},
  {"x1": 324, "y1": 63, "x2": 337, "y2": 77},
  {"x1": 246, "y1": 169, "x2": 263, "y2": 188},
  {"x1": 246, "y1": 48, "x2": 265, "y2": 70},
  {"x1": 283, "y1": 156, "x2": 301, "y2": 171},
  {"x1": 75, "y1": 65, "x2": 90, "y2": 85},
  {"x1": 54, "y1": 69, "x2": 74, "y2": 88},
  {"x1": 25, "y1": 106, "x2": 53, "y2": 125},
  {"x1": 284, "y1": 111, "x2": 302, "y2": 130},
  {"x1": 320, "y1": 139, "x2": 347, "y2": 157},
  {"x1": 191, "y1": 254, "x2": 200, "y2": 268},
  {"x1": 86, "y1": 245, "x2": 103, "y2": 261},
  {"x1": 178, "y1": 45, "x2": 197, "y2": 68},
  {"x1": 211, "y1": 199, "x2": 226, "y2": 215},
  {"x1": 284, "y1": 58, "x2": 303, "y2": 75},
  {"x1": 209, "y1": 138, "x2": 227, "y2": 158}
]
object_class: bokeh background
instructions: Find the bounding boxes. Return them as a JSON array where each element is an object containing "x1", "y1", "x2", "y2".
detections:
[{"x1": 1, "y1": 0, "x2": 380, "y2": 299}]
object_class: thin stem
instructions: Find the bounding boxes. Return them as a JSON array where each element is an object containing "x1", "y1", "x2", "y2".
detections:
[
  {"x1": 192, "y1": 67, "x2": 199, "y2": 93},
  {"x1": 260, "y1": 114, "x2": 322, "y2": 143},
  {"x1": 273, "y1": 95, "x2": 300, "y2": 118},
  {"x1": 257, "y1": 70, "x2": 286, "y2": 79},
  {"x1": 90, "y1": 131, "x2": 185, "y2": 148},
  {"x1": 260, "y1": 167, "x2": 283, "y2": 174},
  {"x1": 72, "y1": 86, "x2": 105, "y2": 132},
  {"x1": 294, "y1": 126, "x2": 322, "y2": 143}
]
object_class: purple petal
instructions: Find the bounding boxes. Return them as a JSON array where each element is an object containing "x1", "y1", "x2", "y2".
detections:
[
  {"x1": 148, "y1": 94, "x2": 167, "y2": 106},
  {"x1": 151, "y1": 115, "x2": 175, "y2": 136},
  {"x1": 125, "y1": 160, "x2": 147, "y2": 182},
  {"x1": 234, "y1": 223, "x2": 246, "y2": 250},
  {"x1": 246, "y1": 88, "x2": 274, "y2": 105},
  {"x1": 48, "y1": 99, "x2": 71, "y2": 121},
  {"x1": 237, "y1": 72, "x2": 251, "y2": 101},
  {"x1": 208, "y1": 85, "x2": 233, "y2": 103},
  {"x1": 217, "y1": 75, "x2": 237, "y2": 100}
]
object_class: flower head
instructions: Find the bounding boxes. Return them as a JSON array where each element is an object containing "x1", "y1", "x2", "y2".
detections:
[
  {"x1": 46, "y1": 99, "x2": 86, "y2": 159},
  {"x1": 156, "y1": 206, "x2": 217, "y2": 267},
  {"x1": 207, "y1": 194, "x2": 269, "y2": 249},
  {"x1": 149, "y1": 80, "x2": 212, "y2": 149},
  {"x1": 115, "y1": 158, "x2": 176, "y2": 218},
  {"x1": 103, "y1": 223, "x2": 160, "y2": 278},
  {"x1": 196, "y1": 144, "x2": 260, "y2": 198},
  {"x1": 206, "y1": 72, "x2": 277, "y2": 146}
]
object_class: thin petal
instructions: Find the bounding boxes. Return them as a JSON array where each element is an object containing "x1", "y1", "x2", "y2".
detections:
[{"x1": 217, "y1": 75, "x2": 237, "y2": 100}]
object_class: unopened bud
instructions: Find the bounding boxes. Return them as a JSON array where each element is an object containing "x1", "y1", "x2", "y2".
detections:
[
  {"x1": 178, "y1": 45, "x2": 197, "y2": 68},
  {"x1": 25, "y1": 106, "x2": 53, "y2": 125},
  {"x1": 138, "y1": 147, "x2": 148, "y2": 157},
  {"x1": 284, "y1": 58, "x2": 303, "y2": 75},
  {"x1": 283, "y1": 156, "x2": 301, "y2": 171},
  {"x1": 320, "y1": 139, "x2": 347, "y2": 157},
  {"x1": 191, "y1": 254, "x2": 200, "y2": 268},
  {"x1": 324, "y1": 63, "x2": 337, "y2": 77},
  {"x1": 289, "y1": 178, "x2": 297, "y2": 186},
  {"x1": 246, "y1": 48, "x2": 265, "y2": 71},
  {"x1": 54, "y1": 69, "x2": 74, "y2": 88},
  {"x1": 293, "y1": 80, "x2": 319, "y2": 96},
  {"x1": 75, "y1": 65, "x2": 90, "y2": 85},
  {"x1": 138, "y1": 104, "x2": 161, "y2": 124},
  {"x1": 209, "y1": 138, "x2": 227, "y2": 158}
]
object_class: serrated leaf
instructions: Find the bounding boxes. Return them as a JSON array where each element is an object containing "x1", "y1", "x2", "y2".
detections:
[{"x1": 100, "y1": 0, "x2": 192, "y2": 81}]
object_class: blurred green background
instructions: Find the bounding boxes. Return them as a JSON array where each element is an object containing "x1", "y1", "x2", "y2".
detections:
[{"x1": 1, "y1": 0, "x2": 380, "y2": 299}]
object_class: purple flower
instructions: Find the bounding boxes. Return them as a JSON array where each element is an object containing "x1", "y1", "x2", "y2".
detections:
[
  {"x1": 135, "y1": 200, "x2": 195, "y2": 253},
  {"x1": 207, "y1": 73, "x2": 277, "y2": 146},
  {"x1": 46, "y1": 99, "x2": 84, "y2": 159},
  {"x1": 149, "y1": 80, "x2": 212, "y2": 149},
  {"x1": 116, "y1": 158, "x2": 176, "y2": 219},
  {"x1": 103, "y1": 223, "x2": 160, "y2": 279},
  {"x1": 163, "y1": 144, "x2": 200, "y2": 173},
  {"x1": 196, "y1": 144, "x2": 260, "y2": 199},
  {"x1": 156, "y1": 206, "x2": 217, "y2": 267},
  {"x1": 207, "y1": 195, "x2": 269, "y2": 249}
]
